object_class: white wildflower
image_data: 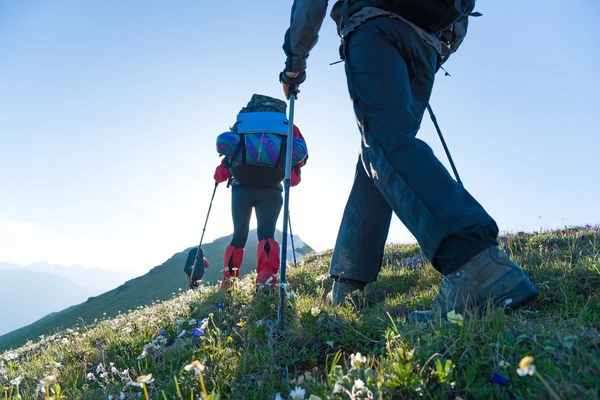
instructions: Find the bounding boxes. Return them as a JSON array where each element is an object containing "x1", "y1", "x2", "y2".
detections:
[
  {"x1": 36, "y1": 375, "x2": 56, "y2": 393},
  {"x1": 183, "y1": 360, "x2": 206, "y2": 375},
  {"x1": 333, "y1": 383, "x2": 343, "y2": 393},
  {"x1": 446, "y1": 310, "x2": 464, "y2": 326},
  {"x1": 353, "y1": 379, "x2": 365, "y2": 390},
  {"x1": 10, "y1": 376, "x2": 23, "y2": 386},
  {"x1": 130, "y1": 373, "x2": 154, "y2": 387},
  {"x1": 350, "y1": 352, "x2": 367, "y2": 368},
  {"x1": 310, "y1": 307, "x2": 321, "y2": 317},
  {"x1": 516, "y1": 356, "x2": 536, "y2": 377},
  {"x1": 289, "y1": 386, "x2": 306, "y2": 400},
  {"x1": 200, "y1": 318, "x2": 209, "y2": 330},
  {"x1": 278, "y1": 281, "x2": 290, "y2": 290},
  {"x1": 188, "y1": 319, "x2": 197, "y2": 326}
]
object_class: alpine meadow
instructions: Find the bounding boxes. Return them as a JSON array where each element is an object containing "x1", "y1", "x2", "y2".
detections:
[{"x1": 1, "y1": 226, "x2": 599, "y2": 399}]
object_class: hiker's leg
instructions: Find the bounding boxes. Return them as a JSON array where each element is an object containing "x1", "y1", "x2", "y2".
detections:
[
  {"x1": 343, "y1": 17, "x2": 497, "y2": 274},
  {"x1": 230, "y1": 186, "x2": 253, "y2": 249},
  {"x1": 330, "y1": 157, "x2": 393, "y2": 285},
  {"x1": 255, "y1": 187, "x2": 283, "y2": 242},
  {"x1": 255, "y1": 187, "x2": 283, "y2": 288},
  {"x1": 222, "y1": 186, "x2": 252, "y2": 288}
]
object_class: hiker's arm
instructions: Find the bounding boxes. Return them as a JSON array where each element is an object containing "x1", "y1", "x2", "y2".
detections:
[
  {"x1": 293, "y1": 125, "x2": 308, "y2": 168},
  {"x1": 214, "y1": 159, "x2": 230, "y2": 183},
  {"x1": 282, "y1": 0, "x2": 329, "y2": 73},
  {"x1": 291, "y1": 166, "x2": 302, "y2": 187},
  {"x1": 291, "y1": 125, "x2": 306, "y2": 187}
]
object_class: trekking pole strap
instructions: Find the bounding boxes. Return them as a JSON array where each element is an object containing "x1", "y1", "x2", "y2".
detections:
[{"x1": 279, "y1": 71, "x2": 306, "y2": 86}]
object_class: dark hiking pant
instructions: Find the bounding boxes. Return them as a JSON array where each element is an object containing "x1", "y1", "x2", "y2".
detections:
[
  {"x1": 230, "y1": 186, "x2": 283, "y2": 249},
  {"x1": 330, "y1": 17, "x2": 498, "y2": 285}
]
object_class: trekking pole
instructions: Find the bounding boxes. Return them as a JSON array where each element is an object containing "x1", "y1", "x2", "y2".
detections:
[
  {"x1": 426, "y1": 104, "x2": 462, "y2": 185},
  {"x1": 278, "y1": 86, "x2": 298, "y2": 331},
  {"x1": 189, "y1": 181, "x2": 219, "y2": 288},
  {"x1": 288, "y1": 213, "x2": 297, "y2": 269}
]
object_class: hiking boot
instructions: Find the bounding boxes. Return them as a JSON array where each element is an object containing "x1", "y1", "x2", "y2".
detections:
[
  {"x1": 325, "y1": 280, "x2": 364, "y2": 306},
  {"x1": 408, "y1": 245, "x2": 539, "y2": 323},
  {"x1": 221, "y1": 245, "x2": 243, "y2": 290},
  {"x1": 256, "y1": 238, "x2": 280, "y2": 291}
]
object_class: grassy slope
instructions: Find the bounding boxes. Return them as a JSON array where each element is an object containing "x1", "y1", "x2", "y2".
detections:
[
  {"x1": 0, "y1": 229, "x2": 313, "y2": 352},
  {"x1": 0, "y1": 226, "x2": 598, "y2": 400}
]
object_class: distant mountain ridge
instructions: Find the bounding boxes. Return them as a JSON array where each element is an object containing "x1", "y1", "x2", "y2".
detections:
[
  {"x1": 0, "y1": 262, "x2": 138, "y2": 294},
  {"x1": 0, "y1": 270, "x2": 91, "y2": 335}
]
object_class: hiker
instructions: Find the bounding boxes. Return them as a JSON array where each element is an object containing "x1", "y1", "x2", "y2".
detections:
[
  {"x1": 279, "y1": 1, "x2": 539, "y2": 320},
  {"x1": 213, "y1": 94, "x2": 308, "y2": 292},
  {"x1": 183, "y1": 247, "x2": 210, "y2": 288}
]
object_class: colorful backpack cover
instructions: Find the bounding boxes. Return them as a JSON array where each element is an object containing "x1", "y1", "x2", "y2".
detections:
[{"x1": 216, "y1": 108, "x2": 308, "y2": 187}]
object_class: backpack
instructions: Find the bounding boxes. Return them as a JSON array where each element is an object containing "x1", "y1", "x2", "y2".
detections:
[
  {"x1": 216, "y1": 111, "x2": 308, "y2": 188},
  {"x1": 344, "y1": 0, "x2": 476, "y2": 34},
  {"x1": 332, "y1": 0, "x2": 479, "y2": 67},
  {"x1": 183, "y1": 247, "x2": 205, "y2": 283},
  {"x1": 438, "y1": 11, "x2": 480, "y2": 66}
]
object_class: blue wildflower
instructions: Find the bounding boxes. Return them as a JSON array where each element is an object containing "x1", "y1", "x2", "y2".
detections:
[
  {"x1": 215, "y1": 303, "x2": 225, "y2": 310},
  {"x1": 491, "y1": 372, "x2": 509, "y2": 387},
  {"x1": 503, "y1": 245, "x2": 507, "y2": 251},
  {"x1": 581, "y1": 234, "x2": 585, "y2": 240},
  {"x1": 585, "y1": 224, "x2": 592, "y2": 230},
  {"x1": 412, "y1": 265, "x2": 418, "y2": 270},
  {"x1": 160, "y1": 329, "x2": 166, "y2": 336},
  {"x1": 191, "y1": 328, "x2": 204, "y2": 337}
]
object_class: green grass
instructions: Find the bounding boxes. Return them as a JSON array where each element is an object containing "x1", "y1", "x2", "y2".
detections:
[
  {"x1": 1, "y1": 226, "x2": 599, "y2": 399},
  {"x1": 0, "y1": 229, "x2": 313, "y2": 352}
]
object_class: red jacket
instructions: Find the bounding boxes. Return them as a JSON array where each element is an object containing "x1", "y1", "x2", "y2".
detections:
[{"x1": 214, "y1": 125, "x2": 307, "y2": 187}]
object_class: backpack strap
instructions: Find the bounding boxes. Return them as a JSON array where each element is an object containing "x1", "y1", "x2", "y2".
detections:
[
  {"x1": 225, "y1": 134, "x2": 246, "y2": 188},
  {"x1": 275, "y1": 137, "x2": 287, "y2": 170},
  {"x1": 229, "y1": 135, "x2": 246, "y2": 166}
]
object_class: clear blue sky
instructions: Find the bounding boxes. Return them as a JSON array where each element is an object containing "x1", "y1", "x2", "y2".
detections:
[{"x1": 1, "y1": 0, "x2": 598, "y2": 274}]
